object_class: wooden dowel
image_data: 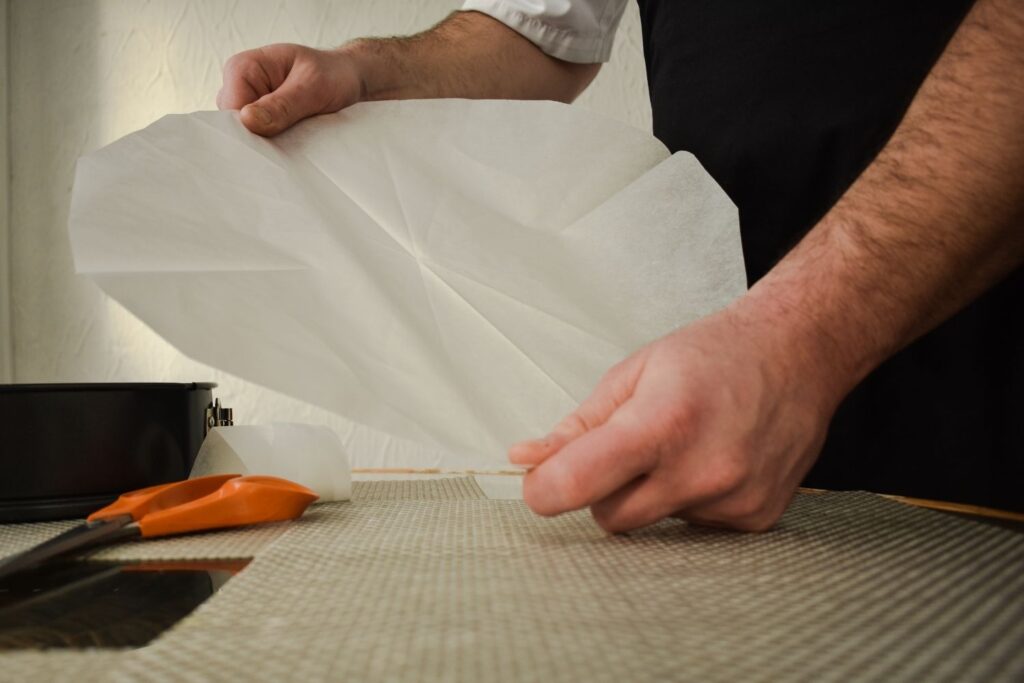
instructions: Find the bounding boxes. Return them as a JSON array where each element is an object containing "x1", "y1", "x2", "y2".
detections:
[
  {"x1": 798, "y1": 486, "x2": 1024, "y2": 522},
  {"x1": 352, "y1": 467, "x2": 528, "y2": 476},
  {"x1": 877, "y1": 494, "x2": 1024, "y2": 523}
]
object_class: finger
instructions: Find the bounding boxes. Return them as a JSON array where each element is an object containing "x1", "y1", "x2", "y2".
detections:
[
  {"x1": 239, "y1": 70, "x2": 326, "y2": 136},
  {"x1": 592, "y1": 469, "x2": 745, "y2": 533},
  {"x1": 508, "y1": 353, "x2": 645, "y2": 467},
  {"x1": 218, "y1": 51, "x2": 274, "y2": 111},
  {"x1": 217, "y1": 78, "x2": 263, "y2": 112},
  {"x1": 590, "y1": 448, "x2": 740, "y2": 533},
  {"x1": 605, "y1": 479, "x2": 773, "y2": 533},
  {"x1": 589, "y1": 476, "x2": 679, "y2": 533},
  {"x1": 522, "y1": 401, "x2": 658, "y2": 517},
  {"x1": 508, "y1": 437, "x2": 558, "y2": 467},
  {"x1": 676, "y1": 509, "x2": 774, "y2": 533},
  {"x1": 675, "y1": 486, "x2": 792, "y2": 532},
  {"x1": 669, "y1": 511, "x2": 732, "y2": 531}
]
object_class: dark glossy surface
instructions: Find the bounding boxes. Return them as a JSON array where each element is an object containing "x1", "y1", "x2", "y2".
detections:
[
  {"x1": 0, "y1": 382, "x2": 215, "y2": 521},
  {"x1": 0, "y1": 558, "x2": 248, "y2": 650}
]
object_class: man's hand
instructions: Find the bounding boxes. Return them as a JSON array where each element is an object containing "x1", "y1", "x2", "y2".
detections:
[
  {"x1": 512, "y1": 0, "x2": 1022, "y2": 533},
  {"x1": 217, "y1": 44, "x2": 362, "y2": 136},
  {"x1": 218, "y1": 13, "x2": 599, "y2": 137},
  {"x1": 510, "y1": 307, "x2": 839, "y2": 532}
]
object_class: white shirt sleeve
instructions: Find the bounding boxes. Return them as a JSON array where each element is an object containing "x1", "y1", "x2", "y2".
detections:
[{"x1": 459, "y1": 0, "x2": 630, "y2": 64}]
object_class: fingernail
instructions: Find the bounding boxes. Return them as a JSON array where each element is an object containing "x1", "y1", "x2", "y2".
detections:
[
  {"x1": 507, "y1": 442, "x2": 532, "y2": 463},
  {"x1": 539, "y1": 432, "x2": 559, "y2": 449},
  {"x1": 247, "y1": 105, "x2": 272, "y2": 125}
]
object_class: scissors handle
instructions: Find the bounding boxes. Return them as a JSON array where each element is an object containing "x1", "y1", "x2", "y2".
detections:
[
  {"x1": 0, "y1": 475, "x2": 317, "y2": 581},
  {"x1": 88, "y1": 474, "x2": 240, "y2": 523},
  {"x1": 136, "y1": 475, "x2": 318, "y2": 538}
]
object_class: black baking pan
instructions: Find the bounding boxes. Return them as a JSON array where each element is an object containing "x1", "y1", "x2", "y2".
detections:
[{"x1": 0, "y1": 383, "x2": 229, "y2": 522}]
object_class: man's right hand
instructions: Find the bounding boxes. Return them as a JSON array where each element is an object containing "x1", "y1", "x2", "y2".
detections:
[
  {"x1": 217, "y1": 44, "x2": 363, "y2": 137},
  {"x1": 218, "y1": 13, "x2": 599, "y2": 138}
]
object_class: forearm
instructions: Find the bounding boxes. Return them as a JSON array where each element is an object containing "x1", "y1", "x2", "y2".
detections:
[
  {"x1": 342, "y1": 11, "x2": 599, "y2": 104},
  {"x1": 735, "y1": 0, "x2": 1024, "y2": 399}
]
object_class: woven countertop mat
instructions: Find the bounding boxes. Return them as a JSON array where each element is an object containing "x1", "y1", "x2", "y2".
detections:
[
  {"x1": 2, "y1": 479, "x2": 1022, "y2": 682},
  {"x1": 0, "y1": 477, "x2": 486, "y2": 562}
]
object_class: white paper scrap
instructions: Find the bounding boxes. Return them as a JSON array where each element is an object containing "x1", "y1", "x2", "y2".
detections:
[
  {"x1": 191, "y1": 423, "x2": 351, "y2": 502},
  {"x1": 69, "y1": 99, "x2": 745, "y2": 462}
]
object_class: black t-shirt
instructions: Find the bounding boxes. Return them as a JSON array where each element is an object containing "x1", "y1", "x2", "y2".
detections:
[{"x1": 636, "y1": 0, "x2": 1023, "y2": 511}]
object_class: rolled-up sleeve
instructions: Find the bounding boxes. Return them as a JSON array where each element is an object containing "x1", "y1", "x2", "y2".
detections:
[{"x1": 460, "y1": 0, "x2": 629, "y2": 64}]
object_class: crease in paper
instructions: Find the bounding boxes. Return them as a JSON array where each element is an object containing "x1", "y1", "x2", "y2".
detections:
[{"x1": 69, "y1": 99, "x2": 746, "y2": 464}]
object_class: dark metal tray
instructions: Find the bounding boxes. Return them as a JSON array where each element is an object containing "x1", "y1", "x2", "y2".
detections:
[{"x1": 0, "y1": 383, "x2": 217, "y2": 522}]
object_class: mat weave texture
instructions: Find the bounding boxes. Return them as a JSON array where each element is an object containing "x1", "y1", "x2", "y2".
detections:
[
  {"x1": 0, "y1": 478, "x2": 485, "y2": 562},
  {"x1": 1, "y1": 479, "x2": 1022, "y2": 682}
]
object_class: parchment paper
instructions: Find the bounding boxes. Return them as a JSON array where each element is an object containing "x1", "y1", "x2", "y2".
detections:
[{"x1": 69, "y1": 99, "x2": 745, "y2": 462}]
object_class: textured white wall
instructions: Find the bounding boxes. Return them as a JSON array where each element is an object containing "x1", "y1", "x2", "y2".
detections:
[
  {"x1": 8, "y1": 0, "x2": 651, "y2": 467},
  {"x1": 1, "y1": 0, "x2": 12, "y2": 382}
]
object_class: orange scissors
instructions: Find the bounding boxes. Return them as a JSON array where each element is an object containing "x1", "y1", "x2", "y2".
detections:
[{"x1": 0, "y1": 474, "x2": 318, "y2": 580}]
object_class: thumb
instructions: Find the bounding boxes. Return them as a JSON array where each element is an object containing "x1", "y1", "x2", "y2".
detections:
[
  {"x1": 508, "y1": 351, "x2": 646, "y2": 467},
  {"x1": 239, "y1": 75, "x2": 322, "y2": 137}
]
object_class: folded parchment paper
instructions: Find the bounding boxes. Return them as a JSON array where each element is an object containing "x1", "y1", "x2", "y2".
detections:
[{"x1": 69, "y1": 100, "x2": 745, "y2": 461}]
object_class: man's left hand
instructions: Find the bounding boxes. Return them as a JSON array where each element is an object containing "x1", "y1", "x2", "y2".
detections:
[{"x1": 509, "y1": 307, "x2": 842, "y2": 532}]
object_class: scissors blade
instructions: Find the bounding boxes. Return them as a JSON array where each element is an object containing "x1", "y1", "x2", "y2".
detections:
[{"x1": 0, "y1": 515, "x2": 137, "y2": 581}]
